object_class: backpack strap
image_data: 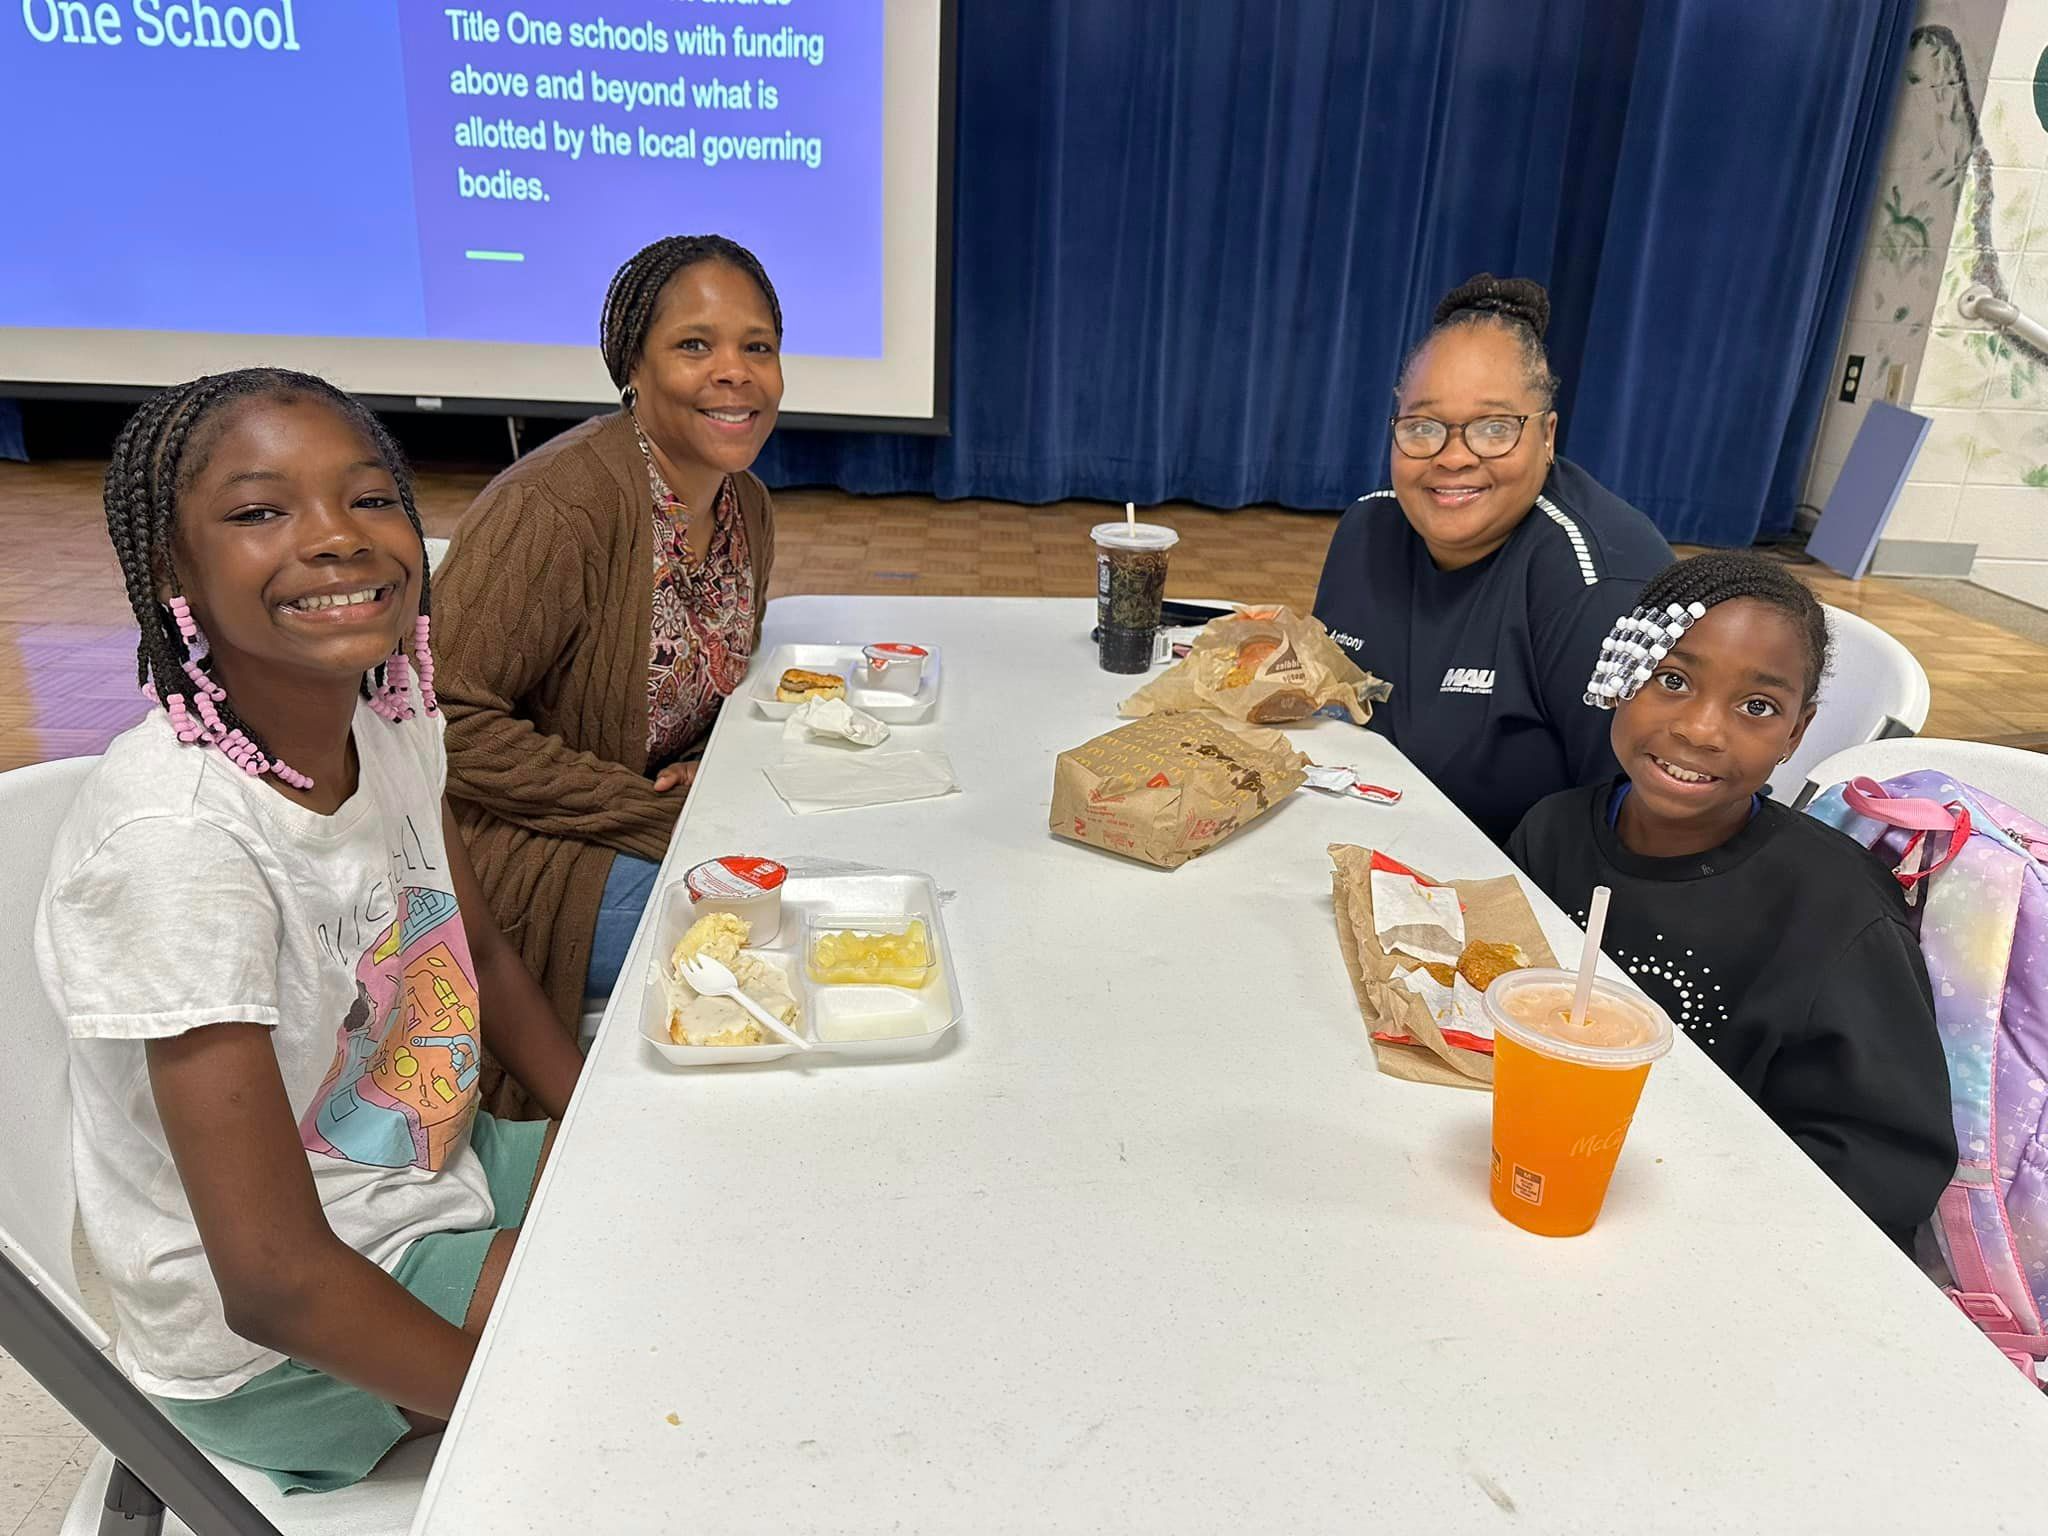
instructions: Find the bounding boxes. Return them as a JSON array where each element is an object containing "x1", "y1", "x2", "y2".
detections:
[
  {"x1": 1945, "y1": 1283, "x2": 2048, "y2": 1383},
  {"x1": 1842, "y1": 777, "x2": 1974, "y2": 886},
  {"x1": 1916, "y1": 828, "x2": 2043, "y2": 1382},
  {"x1": 1939, "y1": 1181, "x2": 2046, "y2": 1339}
]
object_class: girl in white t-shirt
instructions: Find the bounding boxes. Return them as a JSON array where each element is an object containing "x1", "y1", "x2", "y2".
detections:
[{"x1": 36, "y1": 369, "x2": 586, "y2": 1493}]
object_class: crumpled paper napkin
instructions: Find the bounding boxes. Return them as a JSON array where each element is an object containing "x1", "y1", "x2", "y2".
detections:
[{"x1": 780, "y1": 696, "x2": 892, "y2": 749}]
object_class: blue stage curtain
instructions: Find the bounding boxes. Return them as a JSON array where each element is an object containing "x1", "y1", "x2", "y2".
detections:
[{"x1": 754, "y1": 0, "x2": 1911, "y2": 545}]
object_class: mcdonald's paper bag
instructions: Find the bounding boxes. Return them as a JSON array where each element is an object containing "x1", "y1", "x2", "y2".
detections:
[{"x1": 1050, "y1": 713, "x2": 1308, "y2": 869}]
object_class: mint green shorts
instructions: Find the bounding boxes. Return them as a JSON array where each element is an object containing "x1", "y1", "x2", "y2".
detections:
[{"x1": 151, "y1": 1112, "x2": 548, "y2": 1494}]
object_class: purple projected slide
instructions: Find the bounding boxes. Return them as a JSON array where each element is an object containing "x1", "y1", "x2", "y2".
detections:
[{"x1": 0, "y1": 1, "x2": 884, "y2": 358}]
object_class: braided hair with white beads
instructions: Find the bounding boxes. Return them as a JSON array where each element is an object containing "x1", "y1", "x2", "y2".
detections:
[
  {"x1": 103, "y1": 368, "x2": 436, "y2": 791},
  {"x1": 1585, "y1": 552, "x2": 1830, "y2": 709}
]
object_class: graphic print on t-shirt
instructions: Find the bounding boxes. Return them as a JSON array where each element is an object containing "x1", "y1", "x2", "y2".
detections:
[{"x1": 300, "y1": 882, "x2": 480, "y2": 1172}]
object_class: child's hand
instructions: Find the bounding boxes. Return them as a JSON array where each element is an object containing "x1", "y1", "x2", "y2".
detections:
[{"x1": 653, "y1": 762, "x2": 698, "y2": 794}]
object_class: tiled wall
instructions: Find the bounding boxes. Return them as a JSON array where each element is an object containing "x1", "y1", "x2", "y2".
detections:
[
  {"x1": 1805, "y1": 0, "x2": 2006, "y2": 532},
  {"x1": 1891, "y1": 1, "x2": 2048, "y2": 605}
]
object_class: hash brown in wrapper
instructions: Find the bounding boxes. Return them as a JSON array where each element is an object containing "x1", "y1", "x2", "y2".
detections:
[
  {"x1": 1327, "y1": 845, "x2": 1558, "y2": 1088},
  {"x1": 1456, "y1": 940, "x2": 1529, "y2": 992}
]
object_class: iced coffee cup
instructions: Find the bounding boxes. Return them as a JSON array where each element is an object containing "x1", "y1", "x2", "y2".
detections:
[
  {"x1": 1091, "y1": 521, "x2": 1179, "y2": 673},
  {"x1": 1484, "y1": 970, "x2": 1672, "y2": 1237}
]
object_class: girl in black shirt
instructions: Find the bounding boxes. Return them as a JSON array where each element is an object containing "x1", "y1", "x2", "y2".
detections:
[{"x1": 1508, "y1": 553, "x2": 1954, "y2": 1248}]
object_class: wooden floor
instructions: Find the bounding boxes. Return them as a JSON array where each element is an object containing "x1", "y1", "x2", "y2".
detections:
[{"x1": 2, "y1": 456, "x2": 2044, "y2": 771}]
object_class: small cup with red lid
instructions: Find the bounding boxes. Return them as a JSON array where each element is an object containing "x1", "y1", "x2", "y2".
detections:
[
  {"x1": 861, "y1": 643, "x2": 929, "y2": 696},
  {"x1": 683, "y1": 856, "x2": 788, "y2": 943}
]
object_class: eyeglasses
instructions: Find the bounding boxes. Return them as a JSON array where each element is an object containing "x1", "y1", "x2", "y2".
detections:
[{"x1": 1389, "y1": 413, "x2": 1535, "y2": 460}]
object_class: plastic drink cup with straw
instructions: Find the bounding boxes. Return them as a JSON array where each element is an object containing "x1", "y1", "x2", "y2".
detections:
[
  {"x1": 1091, "y1": 501, "x2": 1178, "y2": 674},
  {"x1": 1484, "y1": 886, "x2": 1673, "y2": 1236}
]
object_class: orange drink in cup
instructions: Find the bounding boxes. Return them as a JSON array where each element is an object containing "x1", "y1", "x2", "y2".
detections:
[{"x1": 1485, "y1": 969, "x2": 1673, "y2": 1237}]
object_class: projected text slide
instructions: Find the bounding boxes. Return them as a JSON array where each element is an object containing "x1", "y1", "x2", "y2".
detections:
[{"x1": 2, "y1": 1, "x2": 884, "y2": 356}]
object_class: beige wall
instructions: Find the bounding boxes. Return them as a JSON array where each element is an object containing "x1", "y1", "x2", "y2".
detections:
[
  {"x1": 1892, "y1": 1, "x2": 2048, "y2": 603},
  {"x1": 1806, "y1": 0, "x2": 2005, "y2": 540}
]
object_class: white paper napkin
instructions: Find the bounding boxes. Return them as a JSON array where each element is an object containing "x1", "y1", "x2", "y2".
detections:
[{"x1": 763, "y1": 749, "x2": 960, "y2": 814}]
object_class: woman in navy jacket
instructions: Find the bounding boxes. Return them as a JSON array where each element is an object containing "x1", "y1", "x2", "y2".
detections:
[{"x1": 1314, "y1": 275, "x2": 1673, "y2": 842}]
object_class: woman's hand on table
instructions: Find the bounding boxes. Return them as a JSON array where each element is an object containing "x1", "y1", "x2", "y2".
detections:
[{"x1": 653, "y1": 761, "x2": 699, "y2": 794}]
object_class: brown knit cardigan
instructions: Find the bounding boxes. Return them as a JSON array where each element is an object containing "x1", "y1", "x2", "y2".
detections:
[{"x1": 434, "y1": 410, "x2": 774, "y2": 1116}]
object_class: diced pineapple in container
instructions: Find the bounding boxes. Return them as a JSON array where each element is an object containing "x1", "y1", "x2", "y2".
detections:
[{"x1": 806, "y1": 915, "x2": 935, "y2": 989}]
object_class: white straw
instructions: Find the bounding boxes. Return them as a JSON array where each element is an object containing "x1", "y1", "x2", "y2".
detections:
[
  {"x1": 1125, "y1": 500, "x2": 1136, "y2": 531},
  {"x1": 1568, "y1": 885, "x2": 1610, "y2": 1031}
]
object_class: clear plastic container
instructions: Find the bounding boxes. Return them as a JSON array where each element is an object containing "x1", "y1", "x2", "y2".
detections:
[
  {"x1": 1484, "y1": 969, "x2": 1673, "y2": 1237},
  {"x1": 1090, "y1": 522, "x2": 1180, "y2": 672},
  {"x1": 805, "y1": 913, "x2": 937, "y2": 989}
]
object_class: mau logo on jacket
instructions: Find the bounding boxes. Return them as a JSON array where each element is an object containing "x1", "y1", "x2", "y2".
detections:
[{"x1": 1440, "y1": 667, "x2": 1495, "y2": 695}]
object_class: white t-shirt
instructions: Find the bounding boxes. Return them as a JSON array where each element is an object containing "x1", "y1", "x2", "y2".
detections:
[{"x1": 35, "y1": 695, "x2": 495, "y2": 1400}]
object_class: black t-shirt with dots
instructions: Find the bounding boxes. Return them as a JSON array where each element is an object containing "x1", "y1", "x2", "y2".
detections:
[{"x1": 1508, "y1": 779, "x2": 1956, "y2": 1248}]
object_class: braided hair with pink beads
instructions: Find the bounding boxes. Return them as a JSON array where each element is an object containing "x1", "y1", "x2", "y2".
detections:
[{"x1": 104, "y1": 369, "x2": 437, "y2": 791}]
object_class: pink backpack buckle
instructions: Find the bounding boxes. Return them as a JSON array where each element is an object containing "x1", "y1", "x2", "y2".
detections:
[{"x1": 1949, "y1": 1289, "x2": 2019, "y2": 1330}]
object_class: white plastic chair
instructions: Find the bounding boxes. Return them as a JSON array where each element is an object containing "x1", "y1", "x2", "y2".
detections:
[
  {"x1": 422, "y1": 536, "x2": 451, "y2": 576},
  {"x1": 1800, "y1": 737, "x2": 2048, "y2": 822},
  {"x1": 57, "y1": 1442, "x2": 438, "y2": 1536},
  {"x1": 0, "y1": 757, "x2": 429, "y2": 1535},
  {"x1": 1765, "y1": 603, "x2": 1931, "y2": 803}
]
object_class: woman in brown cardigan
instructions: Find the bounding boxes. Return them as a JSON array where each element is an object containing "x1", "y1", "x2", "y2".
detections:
[{"x1": 433, "y1": 235, "x2": 782, "y2": 1112}]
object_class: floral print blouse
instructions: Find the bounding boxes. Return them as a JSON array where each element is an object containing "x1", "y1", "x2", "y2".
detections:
[{"x1": 636, "y1": 428, "x2": 755, "y2": 770}]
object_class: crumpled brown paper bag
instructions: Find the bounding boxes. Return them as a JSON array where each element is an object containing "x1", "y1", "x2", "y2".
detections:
[
  {"x1": 1050, "y1": 712, "x2": 1309, "y2": 869},
  {"x1": 1120, "y1": 606, "x2": 1391, "y2": 726},
  {"x1": 1328, "y1": 843, "x2": 1557, "y2": 1090}
]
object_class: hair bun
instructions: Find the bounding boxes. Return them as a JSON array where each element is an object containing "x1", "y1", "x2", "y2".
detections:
[{"x1": 1433, "y1": 273, "x2": 1551, "y2": 339}]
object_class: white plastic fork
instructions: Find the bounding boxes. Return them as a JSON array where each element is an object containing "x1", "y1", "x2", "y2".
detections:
[{"x1": 676, "y1": 953, "x2": 813, "y2": 1051}]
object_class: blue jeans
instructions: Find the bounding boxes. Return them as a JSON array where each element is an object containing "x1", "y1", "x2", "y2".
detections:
[{"x1": 585, "y1": 853, "x2": 662, "y2": 1003}]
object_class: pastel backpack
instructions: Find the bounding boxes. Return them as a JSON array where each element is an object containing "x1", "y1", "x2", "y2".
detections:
[{"x1": 1807, "y1": 770, "x2": 2048, "y2": 1383}]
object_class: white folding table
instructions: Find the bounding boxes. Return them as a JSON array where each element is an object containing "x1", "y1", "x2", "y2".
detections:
[{"x1": 411, "y1": 596, "x2": 2047, "y2": 1534}]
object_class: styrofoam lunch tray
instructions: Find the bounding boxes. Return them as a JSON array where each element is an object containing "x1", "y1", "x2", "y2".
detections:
[
  {"x1": 748, "y1": 643, "x2": 941, "y2": 723},
  {"x1": 638, "y1": 870, "x2": 961, "y2": 1066}
]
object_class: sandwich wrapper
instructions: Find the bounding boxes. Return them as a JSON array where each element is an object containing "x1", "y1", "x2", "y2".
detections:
[
  {"x1": 780, "y1": 697, "x2": 892, "y2": 749},
  {"x1": 1372, "y1": 868, "x2": 1465, "y2": 966},
  {"x1": 1120, "y1": 605, "x2": 1391, "y2": 726},
  {"x1": 1328, "y1": 843, "x2": 1556, "y2": 1090}
]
